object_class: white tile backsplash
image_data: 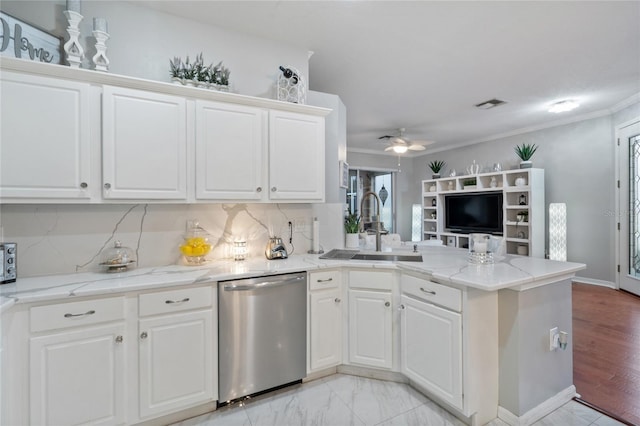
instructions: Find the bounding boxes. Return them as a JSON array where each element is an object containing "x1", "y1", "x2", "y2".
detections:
[{"x1": 0, "y1": 203, "x2": 340, "y2": 278}]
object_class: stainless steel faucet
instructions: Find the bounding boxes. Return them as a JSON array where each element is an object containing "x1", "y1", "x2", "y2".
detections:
[{"x1": 360, "y1": 191, "x2": 382, "y2": 252}]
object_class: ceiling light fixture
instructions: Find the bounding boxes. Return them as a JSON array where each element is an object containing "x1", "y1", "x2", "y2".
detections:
[
  {"x1": 548, "y1": 100, "x2": 579, "y2": 113},
  {"x1": 392, "y1": 145, "x2": 408, "y2": 154}
]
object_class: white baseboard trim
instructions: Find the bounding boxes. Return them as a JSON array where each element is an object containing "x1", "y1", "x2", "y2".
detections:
[
  {"x1": 572, "y1": 277, "x2": 616, "y2": 289},
  {"x1": 498, "y1": 385, "x2": 576, "y2": 426}
]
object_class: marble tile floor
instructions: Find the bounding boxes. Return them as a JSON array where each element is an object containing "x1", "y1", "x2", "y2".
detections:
[{"x1": 173, "y1": 374, "x2": 627, "y2": 426}]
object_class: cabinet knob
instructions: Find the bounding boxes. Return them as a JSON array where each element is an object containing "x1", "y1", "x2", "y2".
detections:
[
  {"x1": 140, "y1": 331, "x2": 148, "y2": 339},
  {"x1": 256, "y1": 187, "x2": 262, "y2": 193},
  {"x1": 115, "y1": 335, "x2": 123, "y2": 343},
  {"x1": 80, "y1": 182, "x2": 88, "y2": 189},
  {"x1": 399, "y1": 304, "x2": 405, "y2": 310},
  {"x1": 385, "y1": 301, "x2": 391, "y2": 307},
  {"x1": 104, "y1": 183, "x2": 111, "y2": 190},
  {"x1": 334, "y1": 298, "x2": 341, "y2": 303},
  {"x1": 271, "y1": 187, "x2": 277, "y2": 192}
]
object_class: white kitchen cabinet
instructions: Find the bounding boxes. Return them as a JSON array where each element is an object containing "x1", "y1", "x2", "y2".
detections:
[
  {"x1": 137, "y1": 286, "x2": 216, "y2": 419},
  {"x1": 348, "y1": 289, "x2": 393, "y2": 369},
  {"x1": 268, "y1": 110, "x2": 325, "y2": 201},
  {"x1": 308, "y1": 270, "x2": 342, "y2": 372},
  {"x1": 102, "y1": 86, "x2": 187, "y2": 200},
  {"x1": 400, "y1": 294, "x2": 462, "y2": 409},
  {"x1": 195, "y1": 100, "x2": 266, "y2": 200},
  {"x1": 29, "y1": 297, "x2": 127, "y2": 425},
  {"x1": 30, "y1": 323, "x2": 126, "y2": 425},
  {"x1": 0, "y1": 71, "x2": 92, "y2": 200}
]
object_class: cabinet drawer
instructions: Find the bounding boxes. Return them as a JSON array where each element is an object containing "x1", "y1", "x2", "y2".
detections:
[
  {"x1": 349, "y1": 270, "x2": 394, "y2": 291},
  {"x1": 139, "y1": 285, "x2": 212, "y2": 317},
  {"x1": 401, "y1": 275, "x2": 461, "y2": 312},
  {"x1": 309, "y1": 270, "x2": 340, "y2": 291},
  {"x1": 30, "y1": 297, "x2": 125, "y2": 333}
]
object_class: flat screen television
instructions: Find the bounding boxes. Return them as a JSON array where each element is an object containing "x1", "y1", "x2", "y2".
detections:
[{"x1": 445, "y1": 192, "x2": 503, "y2": 234}]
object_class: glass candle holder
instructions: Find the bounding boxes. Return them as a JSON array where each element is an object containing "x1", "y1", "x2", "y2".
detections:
[{"x1": 233, "y1": 241, "x2": 247, "y2": 261}]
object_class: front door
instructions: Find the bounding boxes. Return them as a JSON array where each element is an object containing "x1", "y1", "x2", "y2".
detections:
[{"x1": 618, "y1": 120, "x2": 640, "y2": 296}]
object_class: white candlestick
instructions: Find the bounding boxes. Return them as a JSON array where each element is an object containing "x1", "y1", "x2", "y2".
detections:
[
  {"x1": 93, "y1": 17, "x2": 107, "y2": 33},
  {"x1": 67, "y1": 0, "x2": 81, "y2": 13}
]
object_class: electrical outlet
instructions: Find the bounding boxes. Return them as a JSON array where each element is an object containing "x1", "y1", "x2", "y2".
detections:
[
  {"x1": 549, "y1": 327, "x2": 558, "y2": 351},
  {"x1": 293, "y1": 217, "x2": 307, "y2": 232}
]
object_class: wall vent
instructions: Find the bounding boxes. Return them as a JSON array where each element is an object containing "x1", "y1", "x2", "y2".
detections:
[{"x1": 475, "y1": 98, "x2": 507, "y2": 109}]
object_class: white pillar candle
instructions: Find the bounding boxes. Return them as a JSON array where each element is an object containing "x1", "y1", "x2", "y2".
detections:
[
  {"x1": 67, "y1": 0, "x2": 81, "y2": 13},
  {"x1": 474, "y1": 242, "x2": 487, "y2": 254},
  {"x1": 93, "y1": 17, "x2": 107, "y2": 33},
  {"x1": 312, "y1": 218, "x2": 320, "y2": 253}
]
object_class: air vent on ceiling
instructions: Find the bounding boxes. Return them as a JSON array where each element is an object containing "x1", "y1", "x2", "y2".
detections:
[{"x1": 475, "y1": 98, "x2": 507, "y2": 110}]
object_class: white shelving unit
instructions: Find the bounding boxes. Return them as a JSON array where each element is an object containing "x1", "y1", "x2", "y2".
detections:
[{"x1": 422, "y1": 169, "x2": 545, "y2": 257}]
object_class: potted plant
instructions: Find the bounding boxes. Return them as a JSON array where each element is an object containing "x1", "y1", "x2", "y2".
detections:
[
  {"x1": 462, "y1": 177, "x2": 477, "y2": 189},
  {"x1": 428, "y1": 160, "x2": 446, "y2": 179},
  {"x1": 169, "y1": 56, "x2": 184, "y2": 84},
  {"x1": 344, "y1": 209, "x2": 360, "y2": 249},
  {"x1": 515, "y1": 143, "x2": 538, "y2": 169},
  {"x1": 516, "y1": 210, "x2": 529, "y2": 223}
]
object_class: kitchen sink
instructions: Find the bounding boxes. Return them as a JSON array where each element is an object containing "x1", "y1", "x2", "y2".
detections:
[{"x1": 319, "y1": 249, "x2": 423, "y2": 262}]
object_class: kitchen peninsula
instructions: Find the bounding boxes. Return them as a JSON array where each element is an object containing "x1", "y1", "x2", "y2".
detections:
[{"x1": 1, "y1": 246, "x2": 584, "y2": 426}]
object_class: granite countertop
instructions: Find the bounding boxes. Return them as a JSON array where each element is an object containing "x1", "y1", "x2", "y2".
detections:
[{"x1": 0, "y1": 246, "x2": 585, "y2": 310}]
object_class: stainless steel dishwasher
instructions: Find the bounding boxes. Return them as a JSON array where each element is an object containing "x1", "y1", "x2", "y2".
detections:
[{"x1": 218, "y1": 272, "x2": 307, "y2": 403}]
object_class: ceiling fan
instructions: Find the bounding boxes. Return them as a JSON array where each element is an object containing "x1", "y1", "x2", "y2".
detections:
[{"x1": 378, "y1": 128, "x2": 434, "y2": 153}]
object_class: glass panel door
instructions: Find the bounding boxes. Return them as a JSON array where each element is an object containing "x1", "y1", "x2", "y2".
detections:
[{"x1": 619, "y1": 120, "x2": 640, "y2": 295}]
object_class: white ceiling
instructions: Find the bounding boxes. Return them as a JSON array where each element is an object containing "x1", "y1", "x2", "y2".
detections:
[{"x1": 141, "y1": 1, "x2": 640, "y2": 156}]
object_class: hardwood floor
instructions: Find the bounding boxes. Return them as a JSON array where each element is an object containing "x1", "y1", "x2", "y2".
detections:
[{"x1": 573, "y1": 283, "x2": 640, "y2": 425}]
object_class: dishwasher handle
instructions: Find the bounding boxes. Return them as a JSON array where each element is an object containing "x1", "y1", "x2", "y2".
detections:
[{"x1": 223, "y1": 274, "x2": 306, "y2": 291}]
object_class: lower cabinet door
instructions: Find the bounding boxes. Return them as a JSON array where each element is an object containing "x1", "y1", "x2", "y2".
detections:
[
  {"x1": 30, "y1": 323, "x2": 126, "y2": 426},
  {"x1": 400, "y1": 295, "x2": 463, "y2": 409},
  {"x1": 348, "y1": 289, "x2": 392, "y2": 369},
  {"x1": 138, "y1": 310, "x2": 215, "y2": 419},
  {"x1": 309, "y1": 288, "x2": 342, "y2": 372}
]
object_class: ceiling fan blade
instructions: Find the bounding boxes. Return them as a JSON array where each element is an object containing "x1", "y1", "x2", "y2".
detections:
[
  {"x1": 378, "y1": 135, "x2": 393, "y2": 140},
  {"x1": 384, "y1": 146, "x2": 396, "y2": 152},
  {"x1": 408, "y1": 144, "x2": 426, "y2": 151}
]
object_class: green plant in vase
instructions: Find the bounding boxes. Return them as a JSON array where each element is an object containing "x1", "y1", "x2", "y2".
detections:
[
  {"x1": 462, "y1": 178, "x2": 477, "y2": 189},
  {"x1": 344, "y1": 209, "x2": 361, "y2": 249},
  {"x1": 515, "y1": 143, "x2": 538, "y2": 168},
  {"x1": 428, "y1": 160, "x2": 446, "y2": 178}
]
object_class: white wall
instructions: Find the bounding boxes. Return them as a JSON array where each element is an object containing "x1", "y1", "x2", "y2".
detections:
[
  {"x1": 410, "y1": 115, "x2": 618, "y2": 283},
  {"x1": 1, "y1": 1, "x2": 309, "y2": 98}
]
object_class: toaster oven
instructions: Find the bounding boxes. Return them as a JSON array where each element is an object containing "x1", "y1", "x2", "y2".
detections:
[{"x1": 0, "y1": 242, "x2": 17, "y2": 284}]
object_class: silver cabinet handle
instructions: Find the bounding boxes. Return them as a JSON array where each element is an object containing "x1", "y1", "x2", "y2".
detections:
[
  {"x1": 140, "y1": 332, "x2": 148, "y2": 339},
  {"x1": 271, "y1": 187, "x2": 277, "y2": 192},
  {"x1": 420, "y1": 287, "x2": 436, "y2": 295},
  {"x1": 80, "y1": 182, "x2": 88, "y2": 189},
  {"x1": 256, "y1": 187, "x2": 262, "y2": 193},
  {"x1": 399, "y1": 304, "x2": 405, "y2": 310},
  {"x1": 334, "y1": 298, "x2": 341, "y2": 303},
  {"x1": 384, "y1": 301, "x2": 391, "y2": 307},
  {"x1": 104, "y1": 183, "x2": 111, "y2": 189},
  {"x1": 165, "y1": 298, "x2": 190, "y2": 304},
  {"x1": 64, "y1": 310, "x2": 95, "y2": 318},
  {"x1": 317, "y1": 278, "x2": 333, "y2": 283},
  {"x1": 115, "y1": 335, "x2": 123, "y2": 343}
]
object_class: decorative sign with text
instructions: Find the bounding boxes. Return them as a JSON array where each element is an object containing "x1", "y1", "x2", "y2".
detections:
[{"x1": 0, "y1": 12, "x2": 61, "y2": 63}]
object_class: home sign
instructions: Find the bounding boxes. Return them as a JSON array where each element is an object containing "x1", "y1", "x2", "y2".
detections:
[{"x1": 0, "y1": 12, "x2": 61, "y2": 63}]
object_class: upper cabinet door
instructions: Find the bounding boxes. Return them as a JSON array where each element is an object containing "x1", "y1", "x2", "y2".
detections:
[
  {"x1": 102, "y1": 86, "x2": 187, "y2": 200},
  {"x1": 268, "y1": 111, "x2": 325, "y2": 202},
  {"x1": 195, "y1": 100, "x2": 266, "y2": 200},
  {"x1": 0, "y1": 72, "x2": 92, "y2": 200}
]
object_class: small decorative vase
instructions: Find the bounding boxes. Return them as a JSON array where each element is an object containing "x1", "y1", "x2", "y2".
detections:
[
  {"x1": 345, "y1": 233, "x2": 359, "y2": 249},
  {"x1": 515, "y1": 177, "x2": 527, "y2": 187},
  {"x1": 171, "y1": 77, "x2": 182, "y2": 85},
  {"x1": 448, "y1": 181, "x2": 454, "y2": 190},
  {"x1": 490, "y1": 176, "x2": 497, "y2": 188},
  {"x1": 520, "y1": 160, "x2": 532, "y2": 169},
  {"x1": 184, "y1": 80, "x2": 195, "y2": 87},
  {"x1": 517, "y1": 245, "x2": 528, "y2": 255},
  {"x1": 218, "y1": 85, "x2": 230, "y2": 92},
  {"x1": 432, "y1": 174, "x2": 440, "y2": 179}
]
